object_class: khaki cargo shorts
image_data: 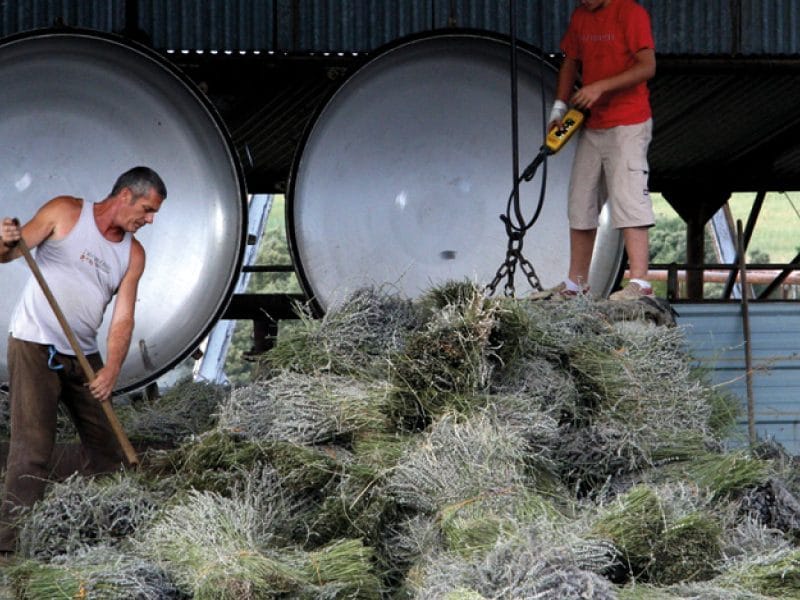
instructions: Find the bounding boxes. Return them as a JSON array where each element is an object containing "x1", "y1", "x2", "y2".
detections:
[{"x1": 567, "y1": 118, "x2": 654, "y2": 230}]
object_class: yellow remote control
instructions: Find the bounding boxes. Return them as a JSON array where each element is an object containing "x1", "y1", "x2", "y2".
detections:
[{"x1": 545, "y1": 108, "x2": 585, "y2": 154}]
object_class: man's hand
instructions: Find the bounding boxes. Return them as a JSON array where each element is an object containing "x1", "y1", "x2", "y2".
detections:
[
  {"x1": 548, "y1": 99, "x2": 569, "y2": 135},
  {"x1": 88, "y1": 366, "x2": 119, "y2": 402},
  {"x1": 1, "y1": 217, "x2": 21, "y2": 248},
  {"x1": 547, "y1": 119, "x2": 563, "y2": 136},
  {"x1": 571, "y1": 81, "x2": 606, "y2": 111},
  {"x1": 571, "y1": 48, "x2": 656, "y2": 111}
]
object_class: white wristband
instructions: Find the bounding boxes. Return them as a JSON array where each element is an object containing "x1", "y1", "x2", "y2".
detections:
[{"x1": 548, "y1": 99, "x2": 568, "y2": 124}]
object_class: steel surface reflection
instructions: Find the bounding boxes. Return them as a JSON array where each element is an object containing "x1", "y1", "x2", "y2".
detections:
[
  {"x1": 289, "y1": 33, "x2": 623, "y2": 313},
  {"x1": 0, "y1": 30, "x2": 246, "y2": 392}
]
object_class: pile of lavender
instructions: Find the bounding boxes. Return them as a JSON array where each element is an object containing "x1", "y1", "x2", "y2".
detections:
[{"x1": 3, "y1": 282, "x2": 800, "y2": 599}]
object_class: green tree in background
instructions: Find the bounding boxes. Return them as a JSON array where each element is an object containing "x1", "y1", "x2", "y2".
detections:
[
  {"x1": 225, "y1": 196, "x2": 301, "y2": 386},
  {"x1": 748, "y1": 249, "x2": 770, "y2": 264},
  {"x1": 649, "y1": 216, "x2": 716, "y2": 264},
  {"x1": 649, "y1": 215, "x2": 776, "y2": 298}
]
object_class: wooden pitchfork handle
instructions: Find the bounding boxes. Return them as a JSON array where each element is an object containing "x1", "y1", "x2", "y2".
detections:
[{"x1": 12, "y1": 223, "x2": 139, "y2": 466}]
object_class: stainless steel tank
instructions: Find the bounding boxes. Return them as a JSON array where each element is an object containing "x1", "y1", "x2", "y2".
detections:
[
  {"x1": 0, "y1": 30, "x2": 247, "y2": 392},
  {"x1": 288, "y1": 32, "x2": 624, "y2": 314}
]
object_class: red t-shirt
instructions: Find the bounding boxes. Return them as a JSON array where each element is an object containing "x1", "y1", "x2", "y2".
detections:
[{"x1": 560, "y1": 0, "x2": 654, "y2": 129}]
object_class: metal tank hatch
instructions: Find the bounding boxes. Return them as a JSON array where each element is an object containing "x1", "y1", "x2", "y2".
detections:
[
  {"x1": 287, "y1": 32, "x2": 624, "y2": 313},
  {"x1": 0, "y1": 29, "x2": 247, "y2": 393}
]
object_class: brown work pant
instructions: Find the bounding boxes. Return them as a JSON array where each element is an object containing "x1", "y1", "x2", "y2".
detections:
[{"x1": 0, "y1": 336, "x2": 125, "y2": 552}]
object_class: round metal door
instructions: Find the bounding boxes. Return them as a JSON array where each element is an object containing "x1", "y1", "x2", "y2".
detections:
[
  {"x1": 288, "y1": 32, "x2": 623, "y2": 314},
  {"x1": 0, "y1": 30, "x2": 247, "y2": 392}
]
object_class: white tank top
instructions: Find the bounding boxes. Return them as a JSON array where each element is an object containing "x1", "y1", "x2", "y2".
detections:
[{"x1": 10, "y1": 200, "x2": 132, "y2": 355}]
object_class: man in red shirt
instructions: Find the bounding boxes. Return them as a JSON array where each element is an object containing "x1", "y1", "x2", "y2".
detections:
[{"x1": 548, "y1": 0, "x2": 656, "y2": 300}]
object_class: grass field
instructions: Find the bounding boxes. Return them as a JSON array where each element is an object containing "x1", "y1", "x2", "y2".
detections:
[{"x1": 653, "y1": 191, "x2": 800, "y2": 264}]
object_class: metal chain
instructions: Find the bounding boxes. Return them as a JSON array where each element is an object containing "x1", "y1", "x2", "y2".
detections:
[
  {"x1": 488, "y1": 2, "x2": 549, "y2": 300},
  {"x1": 486, "y1": 214, "x2": 543, "y2": 298}
]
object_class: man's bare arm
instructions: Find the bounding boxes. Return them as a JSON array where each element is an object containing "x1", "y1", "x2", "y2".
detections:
[
  {"x1": 88, "y1": 239, "x2": 145, "y2": 402},
  {"x1": 0, "y1": 197, "x2": 81, "y2": 263},
  {"x1": 571, "y1": 48, "x2": 656, "y2": 111},
  {"x1": 549, "y1": 56, "x2": 581, "y2": 131}
]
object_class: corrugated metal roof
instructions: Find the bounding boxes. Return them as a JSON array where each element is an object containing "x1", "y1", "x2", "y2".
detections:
[
  {"x1": 130, "y1": 0, "x2": 563, "y2": 52},
  {"x1": 283, "y1": 0, "x2": 436, "y2": 53},
  {"x1": 647, "y1": 0, "x2": 734, "y2": 55},
  {"x1": 2, "y1": 1, "x2": 799, "y2": 56},
  {"x1": 137, "y1": 0, "x2": 746, "y2": 54},
  {"x1": 741, "y1": 0, "x2": 800, "y2": 54},
  {"x1": 0, "y1": 0, "x2": 124, "y2": 37},
  {"x1": 678, "y1": 302, "x2": 800, "y2": 454},
  {"x1": 139, "y1": 0, "x2": 275, "y2": 51}
]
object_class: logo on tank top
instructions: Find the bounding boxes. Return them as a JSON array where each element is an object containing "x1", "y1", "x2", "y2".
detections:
[
  {"x1": 580, "y1": 33, "x2": 615, "y2": 43},
  {"x1": 80, "y1": 250, "x2": 111, "y2": 275}
]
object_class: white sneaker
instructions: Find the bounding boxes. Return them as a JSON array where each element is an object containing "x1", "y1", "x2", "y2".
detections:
[{"x1": 608, "y1": 281, "x2": 654, "y2": 301}]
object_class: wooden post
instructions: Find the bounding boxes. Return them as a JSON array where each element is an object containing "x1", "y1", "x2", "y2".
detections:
[{"x1": 738, "y1": 220, "x2": 756, "y2": 446}]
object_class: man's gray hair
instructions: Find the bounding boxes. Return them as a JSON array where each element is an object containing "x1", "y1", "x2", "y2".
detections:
[{"x1": 111, "y1": 166, "x2": 167, "y2": 200}]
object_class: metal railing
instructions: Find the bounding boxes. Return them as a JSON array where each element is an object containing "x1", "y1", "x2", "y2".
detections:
[{"x1": 646, "y1": 262, "x2": 800, "y2": 302}]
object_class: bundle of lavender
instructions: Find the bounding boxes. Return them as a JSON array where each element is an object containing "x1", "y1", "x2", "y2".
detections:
[{"x1": 5, "y1": 282, "x2": 800, "y2": 600}]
